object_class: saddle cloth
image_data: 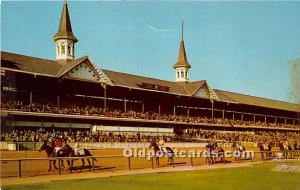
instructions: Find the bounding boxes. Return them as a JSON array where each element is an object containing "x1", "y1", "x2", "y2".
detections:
[{"x1": 75, "y1": 149, "x2": 85, "y2": 156}]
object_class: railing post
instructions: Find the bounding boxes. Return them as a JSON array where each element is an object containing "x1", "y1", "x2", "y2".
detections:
[
  {"x1": 91, "y1": 157, "x2": 95, "y2": 173},
  {"x1": 58, "y1": 158, "x2": 61, "y2": 175},
  {"x1": 128, "y1": 157, "x2": 131, "y2": 171},
  {"x1": 172, "y1": 157, "x2": 175, "y2": 168},
  {"x1": 151, "y1": 157, "x2": 154, "y2": 169},
  {"x1": 190, "y1": 157, "x2": 193, "y2": 167},
  {"x1": 18, "y1": 160, "x2": 22, "y2": 178}
]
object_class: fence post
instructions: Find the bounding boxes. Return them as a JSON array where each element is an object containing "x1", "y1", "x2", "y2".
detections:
[
  {"x1": 58, "y1": 159, "x2": 61, "y2": 175},
  {"x1": 128, "y1": 157, "x2": 131, "y2": 170},
  {"x1": 18, "y1": 160, "x2": 22, "y2": 178},
  {"x1": 172, "y1": 157, "x2": 175, "y2": 168},
  {"x1": 190, "y1": 157, "x2": 193, "y2": 167},
  {"x1": 151, "y1": 157, "x2": 154, "y2": 169},
  {"x1": 91, "y1": 157, "x2": 95, "y2": 173}
]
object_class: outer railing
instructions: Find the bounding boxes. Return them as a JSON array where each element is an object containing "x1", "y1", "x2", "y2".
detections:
[
  {"x1": 0, "y1": 142, "x2": 257, "y2": 151},
  {"x1": 1, "y1": 150, "x2": 299, "y2": 178}
]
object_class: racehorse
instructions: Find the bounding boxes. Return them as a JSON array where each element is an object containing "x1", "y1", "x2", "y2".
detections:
[
  {"x1": 281, "y1": 142, "x2": 293, "y2": 159},
  {"x1": 39, "y1": 140, "x2": 66, "y2": 172},
  {"x1": 233, "y1": 143, "x2": 246, "y2": 163},
  {"x1": 259, "y1": 142, "x2": 272, "y2": 160},
  {"x1": 62, "y1": 145, "x2": 96, "y2": 171},
  {"x1": 149, "y1": 141, "x2": 174, "y2": 166},
  {"x1": 205, "y1": 141, "x2": 224, "y2": 165},
  {"x1": 39, "y1": 141, "x2": 96, "y2": 172}
]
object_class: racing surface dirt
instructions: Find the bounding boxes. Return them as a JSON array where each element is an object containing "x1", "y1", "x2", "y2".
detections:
[{"x1": 0, "y1": 147, "x2": 272, "y2": 179}]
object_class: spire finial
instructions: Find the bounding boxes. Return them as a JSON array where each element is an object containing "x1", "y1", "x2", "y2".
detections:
[
  {"x1": 64, "y1": 0, "x2": 67, "y2": 5},
  {"x1": 181, "y1": 21, "x2": 184, "y2": 40}
]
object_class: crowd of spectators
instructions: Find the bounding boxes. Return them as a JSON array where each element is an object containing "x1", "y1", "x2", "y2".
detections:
[
  {"x1": 1, "y1": 128, "x2": 299, "y2": 145},
  {"x1": 185, "y1": 128, "x2": 300, "y2": 144},
  {"x1": 1, "y1": 101, "x2": 299, "y2": 130},
  {"x1": 0, "y1": 128, "x2": 175, "y2": 143}
]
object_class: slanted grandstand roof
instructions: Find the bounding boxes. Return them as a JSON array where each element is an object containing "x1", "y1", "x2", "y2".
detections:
[
  {"x1": 1, "y1": 51, "x2": 299, "y2": 112},
  {"x1": 102, "y1": 69, "x2": 189, "y2": 95},
  {"x1": 1, "y1": 51, "x2": 85, "y2": 77},
  {"x1": 1, "y1": 51, "x2": 60, "y2": 76},
  {"x1": 214, "y1": 89, "x2": 300, "y2": 112}
]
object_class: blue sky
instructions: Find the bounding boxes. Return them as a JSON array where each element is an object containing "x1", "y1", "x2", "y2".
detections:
[{"x1": 1, "y1": 1, "x2": 300, "y2": 103}]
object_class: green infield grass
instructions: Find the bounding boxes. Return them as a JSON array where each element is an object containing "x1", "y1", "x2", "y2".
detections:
[{"x1": 3, "y1": 161, "x2": 300, "y2": 190}]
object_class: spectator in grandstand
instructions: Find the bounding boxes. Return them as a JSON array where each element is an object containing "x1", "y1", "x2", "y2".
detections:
[{"x1": 1, "y1": 100, "x2": 299, "y2": 129}]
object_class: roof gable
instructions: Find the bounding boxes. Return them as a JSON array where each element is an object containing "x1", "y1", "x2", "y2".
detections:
[
  {"x1": 185, "y1": 81, "x2": 205, "y2": 95},
  {"x1": 63, "y1": 60, "x2": 100, "y2": 82},
  {"x1": 191, "y1": 81, "x2": 219, "y2": 100},
  {"x1": 59, "y1": 57, "x2": 113, "y2": 85}
]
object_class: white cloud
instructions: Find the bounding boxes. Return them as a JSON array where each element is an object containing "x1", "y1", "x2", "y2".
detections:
[{"x1": 138, "y1": 17, "x2": 176, "y2": 32}]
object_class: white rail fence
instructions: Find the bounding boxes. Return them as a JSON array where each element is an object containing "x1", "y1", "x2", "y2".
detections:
[
  {"x1": 0, "y1": 141, "x2": 257, "y2": 151},
  {"x1": 1, "y1": 150, "x2": 300, "y2": 178}
]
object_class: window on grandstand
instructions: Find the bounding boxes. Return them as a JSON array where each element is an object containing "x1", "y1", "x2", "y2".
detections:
[
  {"x1": 177, "y1": 71, "x2": 180, "y2": 78},
  {"x1": 181, "y1": 71, "x2": 184, "y2": 78}
]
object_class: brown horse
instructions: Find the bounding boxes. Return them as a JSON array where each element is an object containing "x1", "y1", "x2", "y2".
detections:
[{"x1": 39, "y1": 140, "x2": 60, "y2": 172}]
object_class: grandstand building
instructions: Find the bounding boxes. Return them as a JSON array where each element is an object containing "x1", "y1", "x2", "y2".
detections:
[{"x1": 1, "y1": 1, "x2": 300, "y2": 135}]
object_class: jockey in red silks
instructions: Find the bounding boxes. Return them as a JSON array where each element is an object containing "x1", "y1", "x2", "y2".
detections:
[{"x1": 54, "y1": 136, "x2": 65, "y2": 154}]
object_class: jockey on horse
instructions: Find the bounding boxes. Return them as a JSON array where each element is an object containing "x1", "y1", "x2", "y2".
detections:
[
  {"x1": 158, "y1": 138, "x2": 166, "y2": 153},
  {"x1": 53, "y1": 136, "x2": 73, "y2": 156},
  {"x1": 74, "y1": 142, "x2": 85, "y2": 156}
]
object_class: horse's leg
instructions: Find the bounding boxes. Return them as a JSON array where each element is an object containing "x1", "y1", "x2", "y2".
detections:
[
  {"x1": 66, "y1": 160, "x2": 70, "y2": 170},
  {"x1": 48, "y1": 160, "x2": 52, "y2": 172},
  {"x1": 61, "y1": 160, "x2": 65, "y2": 169},
  {"x1": 53, "y1": 160, "x2": 58, "y2": 170},
  {"x1": 87, "y1": 159, "x2": 91, "y2": 171},
  {"x1": 285, "y1": 151, "x2": 287, "y2": 159},
  {"x1": 69, "y1": 160, "x2": 74, "y2": 173}
]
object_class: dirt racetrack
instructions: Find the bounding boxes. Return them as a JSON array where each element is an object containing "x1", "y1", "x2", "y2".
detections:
[{"x1": 0, "y1": 147, "x2": 280, "y2": 178}]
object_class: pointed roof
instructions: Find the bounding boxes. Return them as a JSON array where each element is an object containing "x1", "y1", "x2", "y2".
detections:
[
  {"x1": 53, "y1": 0, "x2": 78, "y2": 42},
  {"x1": 173, "y1": 22, "x2": 191, "y2": 68}
]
